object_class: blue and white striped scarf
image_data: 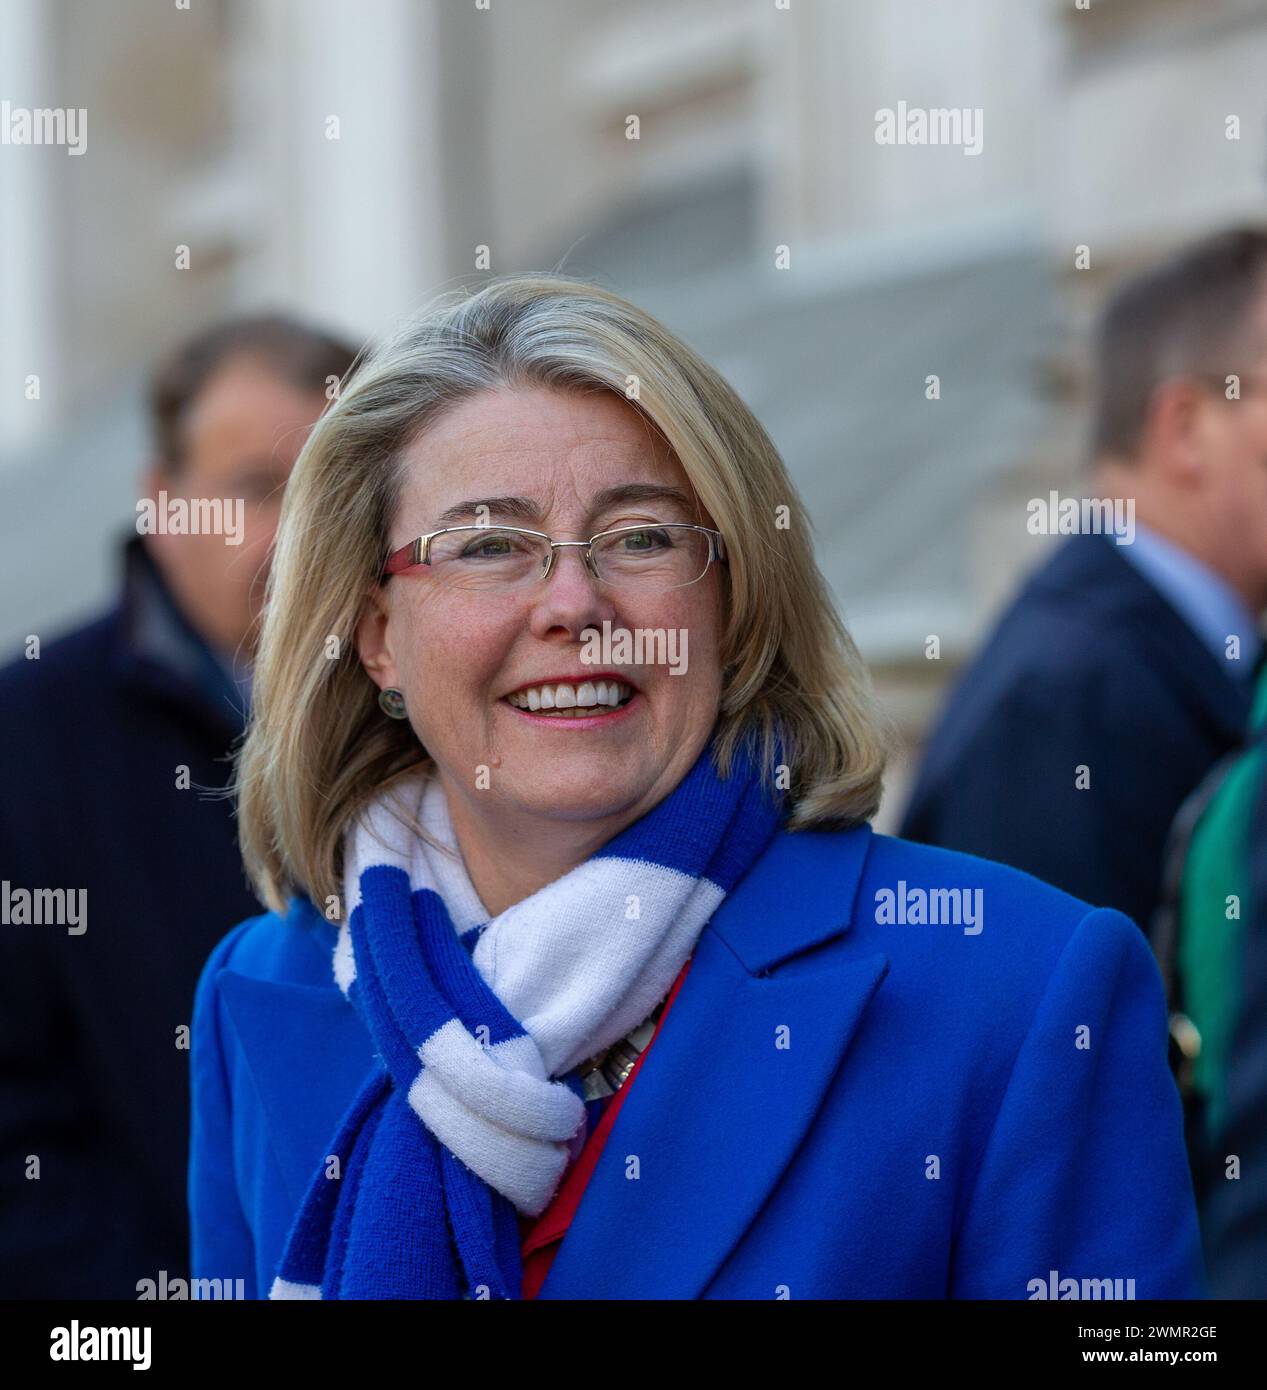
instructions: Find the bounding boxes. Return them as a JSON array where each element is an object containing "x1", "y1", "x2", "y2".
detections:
[{"x1": 270, "y1": 730, "x2": 785, "y2": 1299}]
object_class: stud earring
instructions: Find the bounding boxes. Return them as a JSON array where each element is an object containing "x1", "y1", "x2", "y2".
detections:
[{"x1": 378, "y1": 687, "x2": 409, "y2": 720}]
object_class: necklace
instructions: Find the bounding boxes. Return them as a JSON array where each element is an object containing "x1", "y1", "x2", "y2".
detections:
[{"x1": 575, "y1": 994, "x2": 670, "y2": 1101}]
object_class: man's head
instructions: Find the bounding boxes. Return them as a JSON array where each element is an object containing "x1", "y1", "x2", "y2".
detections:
[
  {"x1": 142, "y1": 314, "x2": 361, "y2": 662},
  {"x1": 1092, "y1": 227, "x2": 1267, "y2": 610}
]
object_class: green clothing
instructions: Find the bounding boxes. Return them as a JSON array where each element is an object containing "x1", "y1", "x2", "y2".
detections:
[{"x1": 1177, "y1": 667, "x2": 1267, "y2": 1139}]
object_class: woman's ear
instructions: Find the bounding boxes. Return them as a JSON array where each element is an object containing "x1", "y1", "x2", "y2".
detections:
[{"x1": 354, "y1": 584, "x2": 398, "y2": 693}]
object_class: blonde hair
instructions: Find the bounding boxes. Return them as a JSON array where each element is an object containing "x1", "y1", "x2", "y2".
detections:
[{"x1": 236, "y1": 274, "x2": 891, "y2": 915}]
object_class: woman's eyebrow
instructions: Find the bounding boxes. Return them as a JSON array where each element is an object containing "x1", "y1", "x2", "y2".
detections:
[
  {"x1": 433, "y1": 495, "x2": 540, "y2": 528},
  {"x1": 592, "y1": 483, "x2": 694, "y2": 516},
  {"x1": 432, "y1": 484, "x2": 694, "y2": 529}
]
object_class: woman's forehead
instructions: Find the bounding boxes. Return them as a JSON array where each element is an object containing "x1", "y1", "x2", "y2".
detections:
[
  {"x1": 414, "y1": 383, "x2": 664, "y2": 455},
  {"x1": 396, "y1": 388, "x2": 693, "y2": 523}
]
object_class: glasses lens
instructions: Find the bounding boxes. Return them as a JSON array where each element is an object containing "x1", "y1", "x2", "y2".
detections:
[
  {"x1": 592, "y1": 526, "x2": 713, "y2": 590},
  {"x1": 427, "y1": 528, "x2": 548, "y2": 589}
]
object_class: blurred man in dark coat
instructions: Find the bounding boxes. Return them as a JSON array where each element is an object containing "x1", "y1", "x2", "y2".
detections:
[
  {"x1": 0, "y1": 315, "x2": 358, "y2": 1297},
  {"x1": 902, "y1": 228, "x2": 1267, "y2": 934}
]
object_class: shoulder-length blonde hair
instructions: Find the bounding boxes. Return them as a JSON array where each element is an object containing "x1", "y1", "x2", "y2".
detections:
[{"x1": 236, "y1": 273, "x2": 891, "y2": 916}]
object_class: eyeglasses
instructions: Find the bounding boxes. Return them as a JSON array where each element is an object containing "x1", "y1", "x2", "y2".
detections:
[{"x1": 380, "y1": 522, "x2": 727, "y2": 593}]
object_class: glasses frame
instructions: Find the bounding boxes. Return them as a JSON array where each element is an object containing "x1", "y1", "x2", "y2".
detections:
[{"x1": 380, "y1": 521, "x2": 727, "y2": 588}]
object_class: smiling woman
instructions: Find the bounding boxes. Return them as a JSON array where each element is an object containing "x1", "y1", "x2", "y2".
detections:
[{"x1": 189, "y1": 274, "x2": 1205, "y2": 1302}]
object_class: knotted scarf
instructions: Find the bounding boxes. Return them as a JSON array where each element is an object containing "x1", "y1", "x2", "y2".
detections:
[{"x1": 270, "y1": 728, "x2": 785, "y2": 1299}]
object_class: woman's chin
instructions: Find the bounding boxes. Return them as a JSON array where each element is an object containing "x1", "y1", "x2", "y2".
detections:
[{"x1": 498, "y1": 768, "x2": 655, "y2": 825}]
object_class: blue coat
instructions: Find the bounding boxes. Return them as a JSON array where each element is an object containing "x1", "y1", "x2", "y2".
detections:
[{"x1": 189, "y1": 822, "x2": 1206, "y2": 1299}]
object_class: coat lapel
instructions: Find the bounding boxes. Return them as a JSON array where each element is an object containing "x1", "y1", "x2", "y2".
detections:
[{"x1": 540, "y1": 824, "x2": 889, "y2": 1299}]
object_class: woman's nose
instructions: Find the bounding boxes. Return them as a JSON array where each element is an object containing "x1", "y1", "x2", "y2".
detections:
[
  {"x1": 542, "y1": 541, "x2": 598, "y2": 583},
  {"x1": 527, "y1": 544, "x2": 615, "y2": 637}
]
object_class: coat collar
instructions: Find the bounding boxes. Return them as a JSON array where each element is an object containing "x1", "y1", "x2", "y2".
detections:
[
  {"x1": 704, "y1": 820, "x2": 874, "y2": 973},
  {"x1": 216, "y1": 821, "x2": 888, "y2": 1296},
  {"x1": 1035, "y1": 534, "x2": 1252, "y2": 744},
  {"x1": 110, "y1": 531, "x2": 249, "y2": 739}
]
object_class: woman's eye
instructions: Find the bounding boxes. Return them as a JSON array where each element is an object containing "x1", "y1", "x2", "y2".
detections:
[
  {"x1": 457, "y1": 530, "x2": 533, "y2": 559},
  {"x1": 461, "y1": 538, "x2": 512, "y2": 558},
  {"x1": 622, "y1": 528, "x2": 671, "y2": 550}
]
